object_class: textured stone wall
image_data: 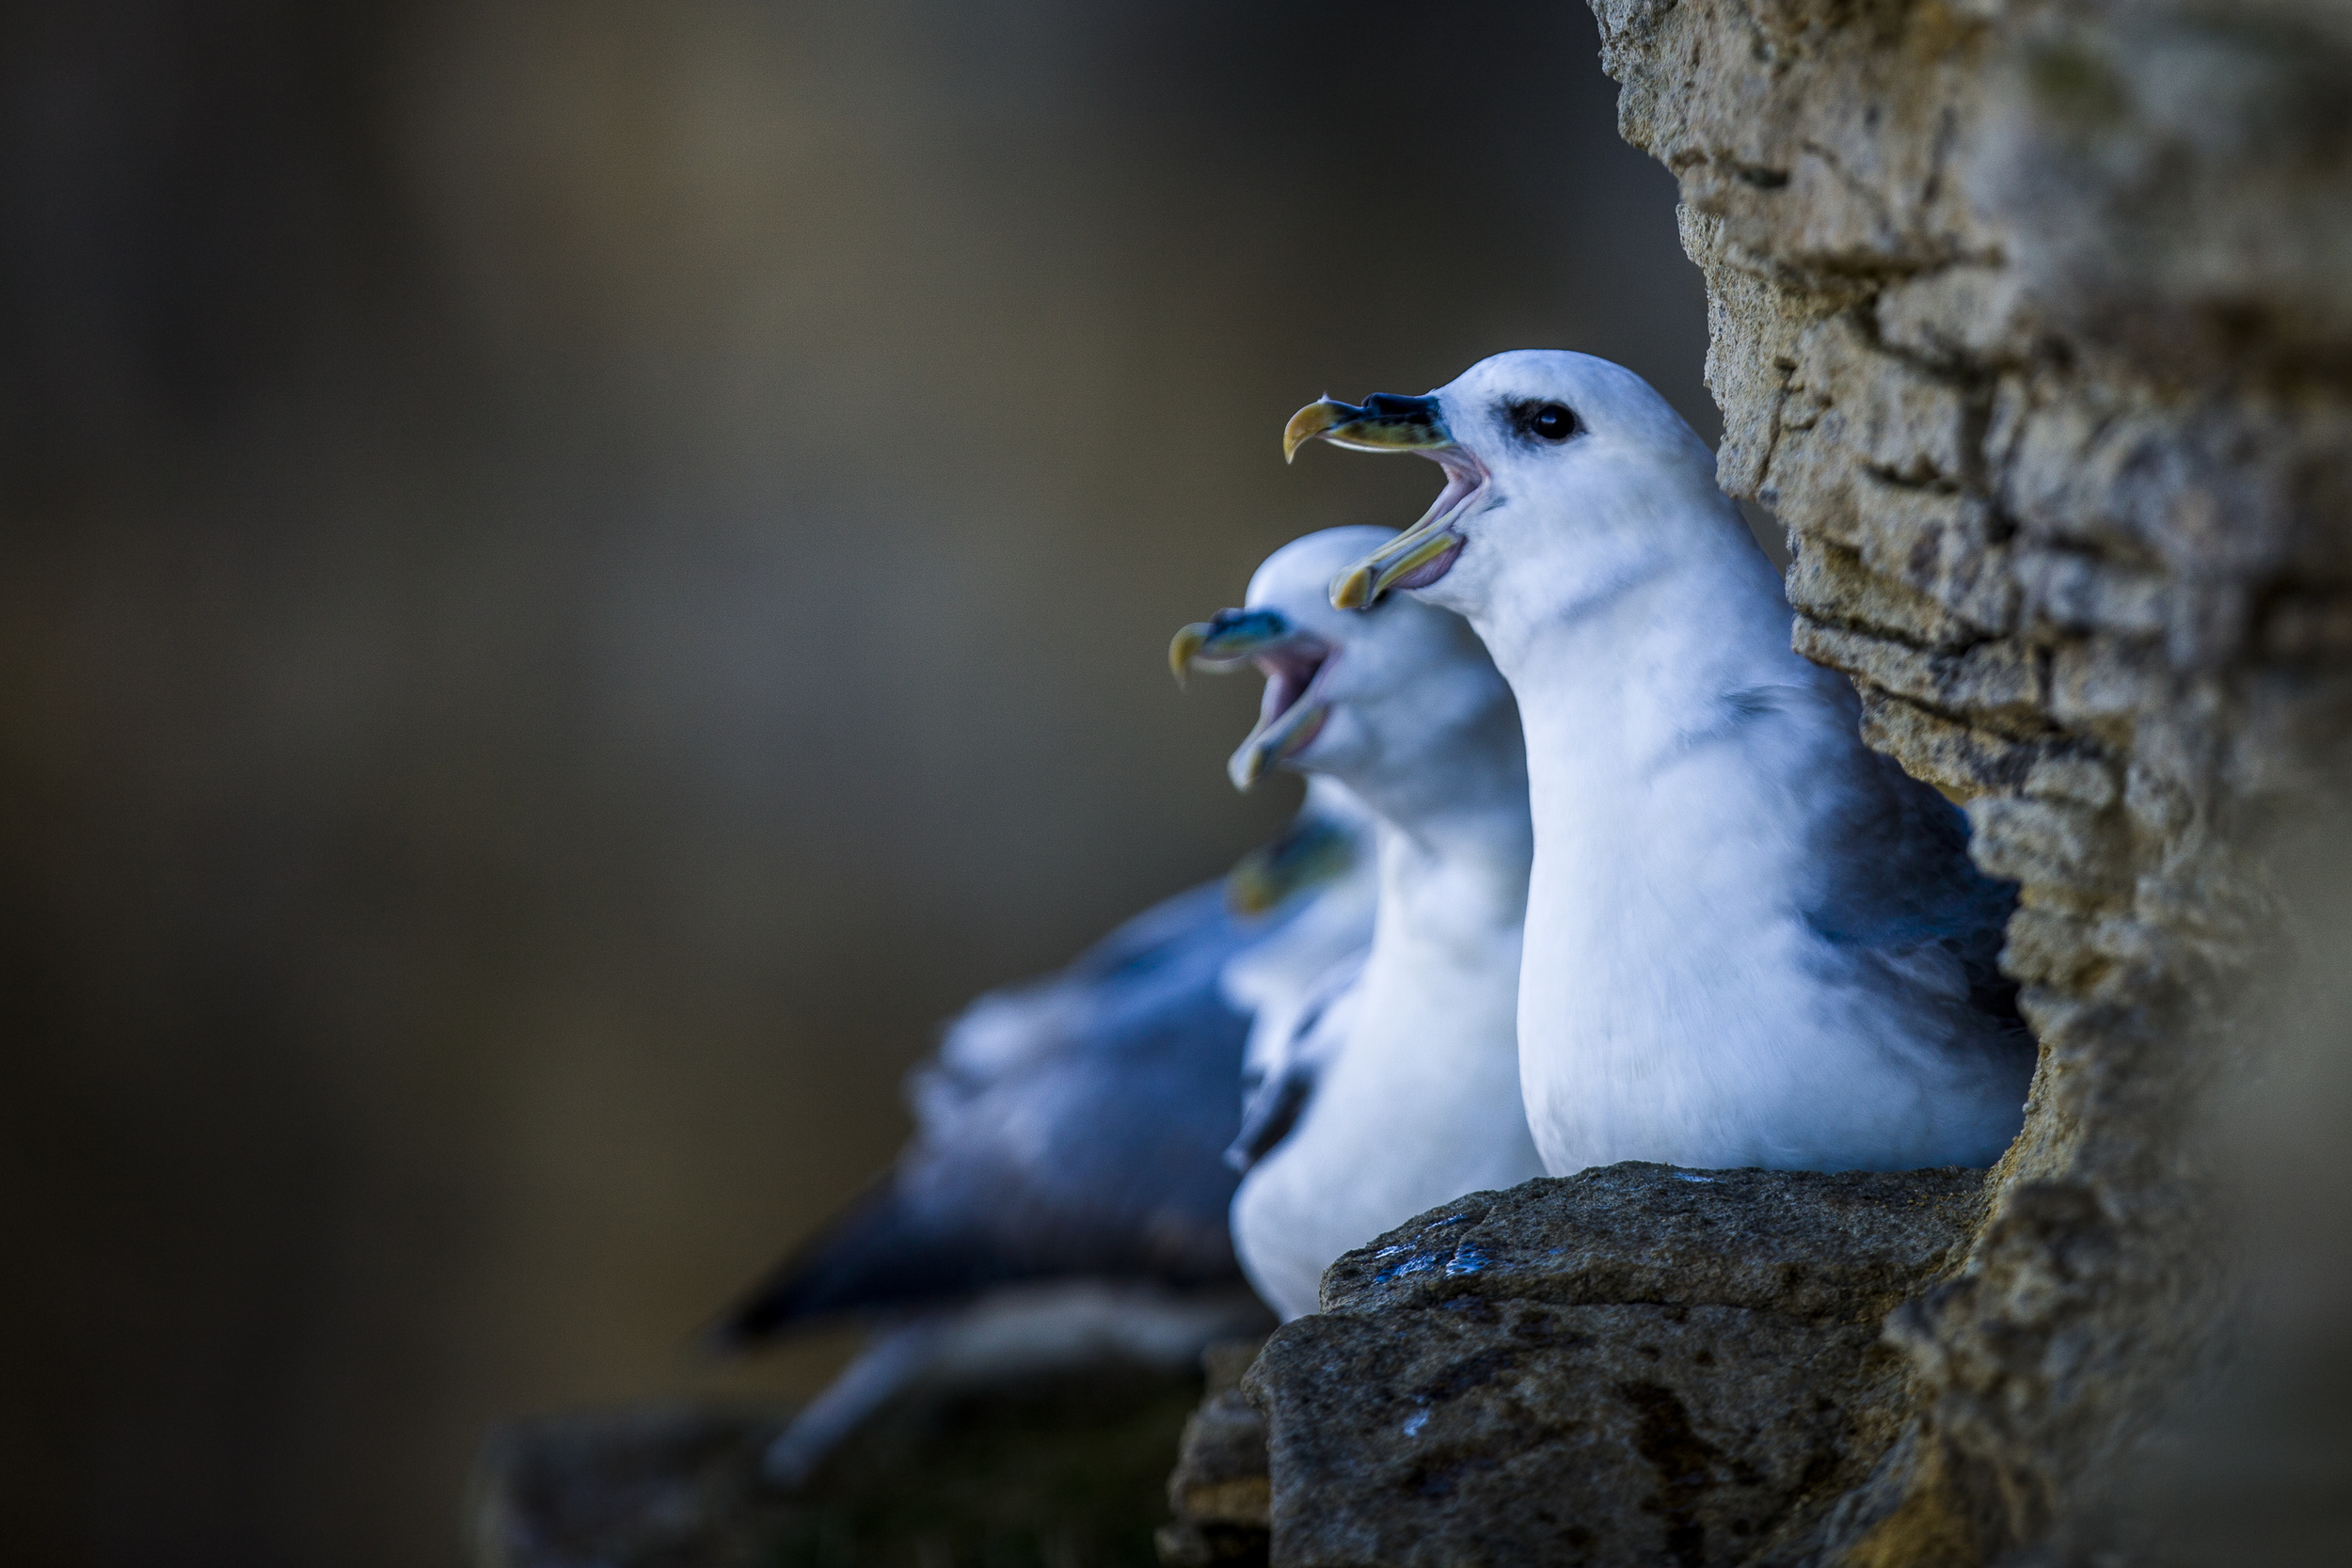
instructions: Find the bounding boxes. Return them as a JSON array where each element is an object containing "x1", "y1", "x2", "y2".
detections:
[
  {"x1": 1181, "y1": 10, "x2": 2351, "y2": 1563},
  {"x1": 1591, "y1": 0, "x2": 2352, "y2": 1560}
]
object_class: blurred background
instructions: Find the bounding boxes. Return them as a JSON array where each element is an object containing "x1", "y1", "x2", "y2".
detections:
[{"x1": 0, "y1": 2, "x2": 1712, "y2": 1563}]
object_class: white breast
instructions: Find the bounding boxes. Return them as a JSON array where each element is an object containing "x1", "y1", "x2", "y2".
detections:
[{"x1": 1232, "y1": 831, "x2": 1544, "y2": 1320}]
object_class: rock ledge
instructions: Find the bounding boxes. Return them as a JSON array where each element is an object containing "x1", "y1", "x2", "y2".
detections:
[{"x1": 1242, "y1": 1163, "x2": 1985, "y2": 1568}]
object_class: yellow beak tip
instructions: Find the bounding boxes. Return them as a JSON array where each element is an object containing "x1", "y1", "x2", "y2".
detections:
[
  {"x1": 1168, "y1": 625, "x2": 1210, "y2": 688},
  {"x1": 1281, "y1": 398, "x2": 1347, "y2": 466},
  {"x1": 1227, "y1": 748, "x2": 1264, "y2": 793},
  {"x1": 1329, "y1": 566, "x2": 1375, "y2": 610}
]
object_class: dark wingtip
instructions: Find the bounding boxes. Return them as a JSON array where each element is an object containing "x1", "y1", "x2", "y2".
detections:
[
  {"x1": 694, "y1": 1178, "x2": 914, "y2": 1354},
  {"x1": 694, "y1": 1173, "x2": 1062, "y2": 1353},
  {"x1": 692, "y1": 1272, "x2": 789, "y2": 1359},
  {"x1": 694, "y1": 1294, "x2": 781, "y2": 1360}
]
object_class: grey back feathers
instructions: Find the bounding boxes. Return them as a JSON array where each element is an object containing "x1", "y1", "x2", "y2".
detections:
[{"x1": 710, "y1": 878, "x2": 1265, "y2": 1347}]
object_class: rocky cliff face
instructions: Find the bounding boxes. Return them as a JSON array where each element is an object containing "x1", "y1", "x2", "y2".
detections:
[
  {"x1": 1589, "y1": 1, "x2": 2351, "y2": 1560},
  {"x1": 1206, "y1": 5, "x2": 2352, "y2": 1565}
]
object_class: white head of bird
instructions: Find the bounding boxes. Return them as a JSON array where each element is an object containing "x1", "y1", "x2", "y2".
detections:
[
  {"x1": 1170, "y1": 526, "x2": 1524, "y2": 828},
  {"x1": 1284, "y1": 351, "x2": 1785, "y2": 680}
]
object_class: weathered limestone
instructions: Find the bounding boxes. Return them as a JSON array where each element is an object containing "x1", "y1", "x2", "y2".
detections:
[
  {"x1": 1589, "y1": 2, "x2": 2351, "y2": 1559},
  {"x1": 1219, "y1": 5, "x2": 2351, "y2": 1564},
  {"x1": 1619, "y1": 1, "x2": 2347, "y2": 1560}
]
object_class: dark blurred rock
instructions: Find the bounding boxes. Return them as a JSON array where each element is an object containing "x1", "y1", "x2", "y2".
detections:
[
  {"x1": 472, "y1": 1360, "x2": 1204, "y2": 1568},
  {"x1": 471, "y1": 1405, "x2": 789, "y2": 1568},
  {"x1": 1156, "y1": 1339, "x2": 1271, "y2": 1567},
  {"x1": 1238, "y1": 1164, "x2": 1981, "y2": 1568}
]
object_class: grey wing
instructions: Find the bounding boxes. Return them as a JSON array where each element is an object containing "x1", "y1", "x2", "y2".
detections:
[
  {"x1": 710, "y1": 879, "x2": 1260, "y2": 1344},
  {"x1": 1805, "y1": 747, "x2": 2029, "y2": 1045}
]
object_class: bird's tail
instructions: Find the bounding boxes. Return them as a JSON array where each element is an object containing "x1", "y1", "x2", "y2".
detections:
[{"x1": 701, "y1": 1178, "x2": 1010, "y2": 1353}]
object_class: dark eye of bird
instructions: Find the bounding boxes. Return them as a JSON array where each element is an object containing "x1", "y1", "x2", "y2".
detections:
[{"x1": 1528, "y1": 403, "x2": 1576, "y2": 441}]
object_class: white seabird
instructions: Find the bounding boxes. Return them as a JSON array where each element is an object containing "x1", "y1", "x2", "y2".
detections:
[
  {"x1": 1172, "y1": 527, "x2": 1545, "y2": 1320},
  {"x1": 1286, "y1": 351, "x2": 2035, "y2": 1177},
  {"x1": 707, "y1": 791, "x2": 1373, "y2": 1481}
]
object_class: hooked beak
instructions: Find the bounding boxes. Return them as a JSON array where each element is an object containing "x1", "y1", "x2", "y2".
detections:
[
  {"x1": 1168, "y1": 608, "x2": 1291, "y2": 689},
  {"x1": 1225, "y1": 812, "x2": 1359, "y2": 917},
  {"x1": 1282, "y1": 392, "x2": 1454, "y2": 463}
]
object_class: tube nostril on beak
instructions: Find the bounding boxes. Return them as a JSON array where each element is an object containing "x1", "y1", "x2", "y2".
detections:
[{"x1": 1281, "y1": 391, "x2": 1454, "y2": 462}]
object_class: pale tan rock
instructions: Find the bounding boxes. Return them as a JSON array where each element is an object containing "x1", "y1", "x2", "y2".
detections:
[
  {"x1": 1234, "y1": 2, "x2": 2352, "y2": 1561},
  {"x1": 1593, "y1": 3, "x2": 2352, "y2": 1562},
  {"x1": 1854, "y1": 689, "x2": 2044, "y2": 800},
  {"x1": 1963, "y1": 796, "x2": 2129, "y2": 904},
  {"x1": 1792, "y1": 621, "x2": 2046, "y2": 722}
]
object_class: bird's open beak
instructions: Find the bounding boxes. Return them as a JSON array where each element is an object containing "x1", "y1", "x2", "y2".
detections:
[
  {"x1": 1169, "y1": 608, "x2": 1336, "y2": 793},
  {"x1": 1226, "y1": 813, "x2": 1359, "y2": 917},
  {"x1": 1282, "y1": 393, "x2": 1454, "y2": 463},
  {"x1": 1285, "y1": 390, "x2": 1491, "y2": 609}
]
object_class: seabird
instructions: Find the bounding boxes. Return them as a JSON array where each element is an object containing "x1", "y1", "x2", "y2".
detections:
[
  {"x1": 1285, "y1": 351, "x2": 2035, "y2": 1177},
  {"x1": 1173, "y1": 527, "x2": 1545, "y2": 1320},
  {"x1": 707, "y1": 792, "x2": 1373, "y2": 1481}
]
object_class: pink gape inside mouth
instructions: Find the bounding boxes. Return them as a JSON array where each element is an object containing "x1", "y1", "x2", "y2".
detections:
[
  {"x1": 1254, "y1": 641, "x2": 1331, "y2": 728},
  {"x1": 1422, "y1": 448, "x2": 1486, "y2": 521},
  {"x1": 1392, "y1": 446, "x2": 1489, "y2": 589}
]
